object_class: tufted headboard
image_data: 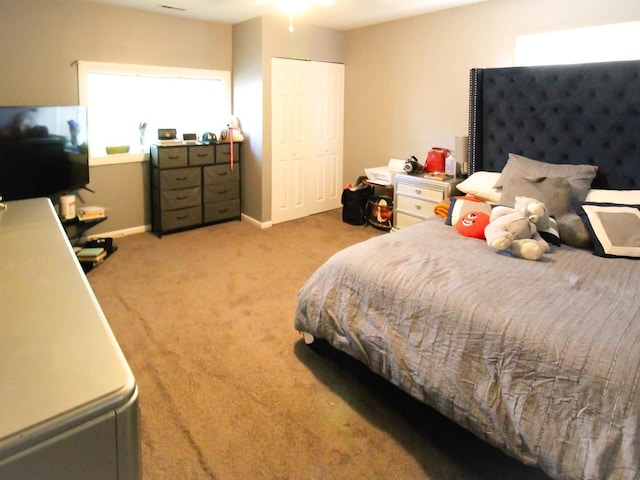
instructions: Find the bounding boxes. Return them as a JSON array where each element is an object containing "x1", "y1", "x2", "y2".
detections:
[{"x1": 468, "y1": 60, "x2": 640, "y2": 190}]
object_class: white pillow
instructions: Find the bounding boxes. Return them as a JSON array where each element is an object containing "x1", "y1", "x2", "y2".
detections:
[
  {"x1": 584, "y1": 189, "x2": 640, "y2": 205},
  {"x1": 456, "y1": 171, "x2": 502, "y2": 203}
]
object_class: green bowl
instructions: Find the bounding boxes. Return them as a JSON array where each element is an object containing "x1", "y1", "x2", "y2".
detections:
[{"x1": 106, "y1": 145, "x2": 130, "y2": 155}]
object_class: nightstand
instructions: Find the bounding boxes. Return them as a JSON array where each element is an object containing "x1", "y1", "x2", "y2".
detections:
[{"x1": 393, "y1": 173, "x2": 460, "y2": 228}]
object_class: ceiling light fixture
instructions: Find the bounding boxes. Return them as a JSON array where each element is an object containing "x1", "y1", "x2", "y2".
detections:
[{"x1": 274, "y1": 0, "x2": 309, "y2": 32}]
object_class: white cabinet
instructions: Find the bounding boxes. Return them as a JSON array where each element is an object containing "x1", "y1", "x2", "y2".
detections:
[{"x1": 393, "y1": 174, "x2": 459, "y2": 228}]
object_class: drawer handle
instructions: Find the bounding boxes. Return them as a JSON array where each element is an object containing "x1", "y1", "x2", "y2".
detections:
[
  {"x1": 175, "y1": 176, "x2": 188, "y2": 181},
  {"x1": 176, "y1": 195, "x2": 188, "y2": 200},
  {"x1": 415, "y1": 204, "x2": 422, "y2": 210},
  {"x1": 176, "y1": 214, "x2": 189, "y2": 220},
  {"x1": 217, "y1": 190, "x2": 228, "y2": 195},
  {"x1": 217, "y1": 172, "x2": 229, "y2": 177},
  {"x1": 218, "y1": 208, "x2": 229, "y2": 213},
  {"x1": 168, "y1": 155, "x2": 180, "y2": 160},
  {"x1": 415, "y1": 189, "x2": 422, "y2": 194},
  {"x1": 197, "y1": 153, "x2": 208, "y2": 157}
]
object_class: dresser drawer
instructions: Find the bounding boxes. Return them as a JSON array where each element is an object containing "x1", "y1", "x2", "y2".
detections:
[
  {"x1": 216, "y1": 143, "x2": 241, "y2": 164},
  {"x1": 396, "y1": 195, "x2": 436, "y2": 218},
  {"x1": 203, "y1": 164, "x2": 240, "y2": 185},
  {"x1": 189, "y1": 145, "x2": 215, "y2": 166},
  {"x1": 153, "y1": 146, "x2": 188, "y2": 168},
  {"x1": 204, "y1": 181, "x2": 239, "y2": 203},
  {"x1": 396, "y1": 182, "x2": 446, "y2": 203},
  {"x1": 159, "y1": 186, "x2": 201, "y2": 210},
  {"x1": 155, "y1": 167, "x2": 201, "y2": 190},
  {"x1": 161, "y1": 205, "x2": 202, "y2": 231},
  {"x1": 204, "y1": 199, "x2": 240, "y2": 223}
]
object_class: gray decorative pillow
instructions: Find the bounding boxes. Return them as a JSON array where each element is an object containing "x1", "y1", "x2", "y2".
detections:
[
  {"x1": 500, "y1": 176, "x2": 572, "y2": 217},
  {"x1": 574, "y1": 202, "x2": 640, "y2": 259},
  {"x1": 499, "y1": 176, "x2": 592, "y2": 248},
  {"x1": 495, "y1": 153, "x2": 598, "y2": 202}
]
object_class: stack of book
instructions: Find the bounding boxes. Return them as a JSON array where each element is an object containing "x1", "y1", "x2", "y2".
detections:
[{"x1": 76, "y1": 247, "x2": 107, "y2": 265}]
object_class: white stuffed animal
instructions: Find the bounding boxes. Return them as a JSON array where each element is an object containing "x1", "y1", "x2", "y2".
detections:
[{"x1": 484, "y1": 198, "x2": 552, "y2": 261}]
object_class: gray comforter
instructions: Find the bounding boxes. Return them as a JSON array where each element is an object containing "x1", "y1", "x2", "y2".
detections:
[{"x1": 294, "y1": 218, "x2": 640, "y2": 480}]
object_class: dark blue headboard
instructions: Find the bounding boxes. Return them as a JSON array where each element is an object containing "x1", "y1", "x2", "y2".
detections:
[{"x1": 468, "y1": 60, "x2": 640, "y2": 189}]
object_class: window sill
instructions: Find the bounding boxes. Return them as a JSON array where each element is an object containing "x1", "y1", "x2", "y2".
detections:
[{"x1": 90, "y1": 152, "x2": 148, "y2": 167}]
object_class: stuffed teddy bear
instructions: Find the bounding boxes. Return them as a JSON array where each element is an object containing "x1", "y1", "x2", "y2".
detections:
[
  {"x1": 499, "y1": 176, "x2": 591, "y2": 248},
  {"x1": 484, "y1": 198, "x2": 552, "y2": 261},
  {"x1": 513, "y1": 196, "x2": 561, "y2": 246}
]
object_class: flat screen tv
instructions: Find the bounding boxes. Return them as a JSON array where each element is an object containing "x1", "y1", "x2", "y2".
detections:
[{"x1": 0, "y1": 105, "x2": 89, "y2": 201}]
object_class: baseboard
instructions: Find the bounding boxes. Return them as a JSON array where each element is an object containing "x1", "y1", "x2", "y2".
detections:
[
  {"x1": 241, "y1": 213, "x2": 272, "y2": 229},
  {"x1": 85, "y1": 224, "x2": 150, "y2": 242},
  {"x1": 83, "y1": 215, "x2": 271, "y2": 242}
]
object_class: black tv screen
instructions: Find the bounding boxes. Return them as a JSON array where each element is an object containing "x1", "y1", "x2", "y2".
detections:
[{"x1": 0, "y1": 106, "x2": 89, "y2": 201}]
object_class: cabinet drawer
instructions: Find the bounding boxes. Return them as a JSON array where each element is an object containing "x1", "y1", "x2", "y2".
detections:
[
  {"x1": 204, "y1": 199, "x2": 240, "y2": 223},
  {"x1": 204, "y1": 181, "x2": 239, "y2": 203},
  {"x1": 203, "y1": 164, "x2": 240, "y2": 185},
  {"x1": 396, "y1": 182, "x2": 446, "y2": 202},
  {"x1": 155, "y1": 167, "x2": 201, "y2": 190},
  {"x1": 395, "y1": 212, "x2": 424, "y2": 228},
  {"x1": 396, "y1": 195, "x2": 435, "y2": 218},
  {"x1": 161, "y1": 205, "x2": 202, "y2": 231},
  {"x1": 216, "y1": 143, "x2": 241, "y2": 164},
  {"x1": 189, "y1": 145, "x2": 214, "y2": 166},
  {"x1": 159, "y1": 186, "x2": 201, "y2": 210},
  {"x1": 153, "y1": 146, "x2": 188, "y2": 168}
]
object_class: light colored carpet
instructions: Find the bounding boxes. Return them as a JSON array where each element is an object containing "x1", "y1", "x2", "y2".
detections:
[{"x1": 87, "y1": 209, "x2": 550, "y2": 479}]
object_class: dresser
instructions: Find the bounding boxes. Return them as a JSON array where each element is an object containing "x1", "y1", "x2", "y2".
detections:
[
  {"x1": 0, "y1": 198, "x2": 140, "y2": 480},
  {"x1": 393, "y1": 173, "x2": 460, "y2": 228},
  {"x1": 150, "y1": 142, "x2": 241, "y2": 236}
]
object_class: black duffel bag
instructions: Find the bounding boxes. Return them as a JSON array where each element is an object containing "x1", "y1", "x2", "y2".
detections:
[{"x1": 341, "y1": 182, "x2": 373, "y2": 225}]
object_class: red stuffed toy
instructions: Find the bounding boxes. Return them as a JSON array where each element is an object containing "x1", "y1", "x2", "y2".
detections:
[{"x1": 455, "y1": 211, "x2": 490, "y2": 239}]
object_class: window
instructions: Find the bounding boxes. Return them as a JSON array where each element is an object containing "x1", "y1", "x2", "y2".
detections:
[
  {"x1": 515, "y1": 21, "x2": 640, "y2": 67},
  {"x1": 77, "y1": 61, "x2": 231, "y2": 165}
]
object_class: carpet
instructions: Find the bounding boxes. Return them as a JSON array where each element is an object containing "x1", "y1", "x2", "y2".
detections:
[{"x1": 87, "y1": 209, "x2": 550, "y2": 479}]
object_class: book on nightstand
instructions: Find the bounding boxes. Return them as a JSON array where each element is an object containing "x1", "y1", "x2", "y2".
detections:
[{"x1": 423, "y1": 172, "x2": 452, "y2": 181}]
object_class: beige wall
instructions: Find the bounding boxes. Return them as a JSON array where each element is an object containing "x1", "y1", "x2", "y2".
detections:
[
  {"x1": 233, "y1": 16, "x2": 345, "y2": 223},
  {"x1": 343, "y1": 0, "x2": 640, "y2": 184},
  {"x1": 0, "y1": 0, "x2": 232, "y2": 235},
  {"x1": 2, "y1": 0, "x2": 640, "y2": 231}
]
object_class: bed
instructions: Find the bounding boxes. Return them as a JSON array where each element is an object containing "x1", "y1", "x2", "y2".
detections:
[{"x1": 294, "y1": 60, "x2": 640, "y2": 480}]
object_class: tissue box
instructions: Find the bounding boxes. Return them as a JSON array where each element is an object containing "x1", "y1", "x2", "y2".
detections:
[{"x1": 364, "y1": 158, "x2": 406, "y2": 185}]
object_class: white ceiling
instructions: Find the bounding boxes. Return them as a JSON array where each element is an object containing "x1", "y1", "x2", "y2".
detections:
[{"x1": 72, "y1": 0, "x2": 485, "y2": 30}]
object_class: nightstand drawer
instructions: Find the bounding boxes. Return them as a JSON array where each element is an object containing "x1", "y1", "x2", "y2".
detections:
[
  {"x1": 396, "y1": 182, "x2": 445, "y2": 202},
  {"x1": 396, "y1": 195, "x2": 435, "y2": 217},
  {"x1": 395, "y1": 212, "x2": 424, "y2": 228}
]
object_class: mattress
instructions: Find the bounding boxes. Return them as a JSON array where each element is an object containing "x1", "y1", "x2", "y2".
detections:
[{"x1": 294, "y1": 217, "x2": 640, "y2": 480}]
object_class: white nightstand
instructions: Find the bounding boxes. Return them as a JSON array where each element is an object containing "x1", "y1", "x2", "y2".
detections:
[{"x1": 393, "y1": 173, "x2": 460, "y2": 228}]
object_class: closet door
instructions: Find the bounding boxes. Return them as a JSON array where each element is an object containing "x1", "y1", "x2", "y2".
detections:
[{"x1": 271, "y1": 58, "x2": 344, "y2": 224}]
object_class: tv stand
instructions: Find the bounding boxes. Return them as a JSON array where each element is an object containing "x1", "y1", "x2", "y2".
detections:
[{"x1": 62, "y1": 216, "x2": 107, "y2": 246}]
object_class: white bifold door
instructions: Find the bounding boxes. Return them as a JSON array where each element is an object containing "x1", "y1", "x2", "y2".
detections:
[{"x1": 271, "y1": 57, "x2": 344, "y2": 224}]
